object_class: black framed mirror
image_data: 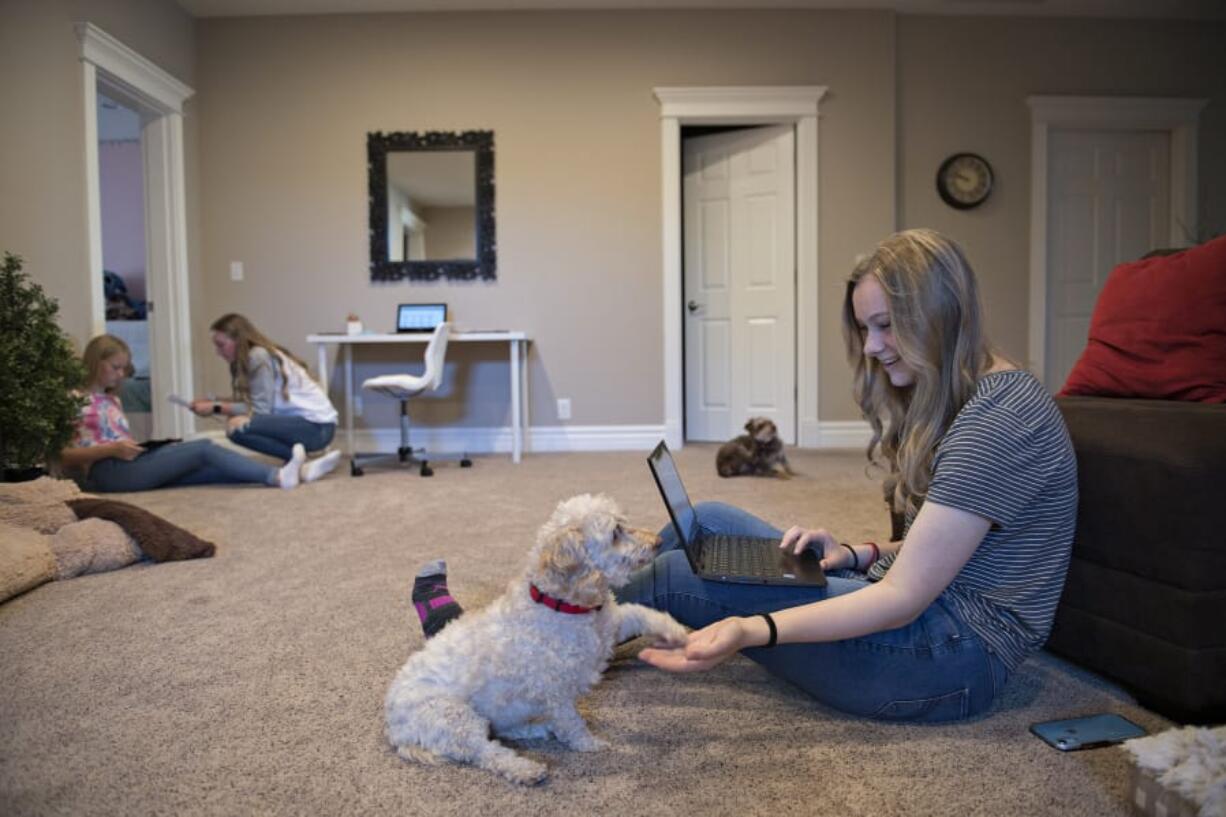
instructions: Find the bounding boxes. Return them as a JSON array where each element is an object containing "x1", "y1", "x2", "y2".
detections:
[{"x1": 368, "y1": 130, "x2": 495, "y2": 281}]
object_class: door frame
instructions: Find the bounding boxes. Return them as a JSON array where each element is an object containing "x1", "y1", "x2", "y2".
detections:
[
  {"x1": 1026, "y1": 95, "x2": 1205, "y2": 385},
  {"x1": 655, "y1": 86, "x2": 826, "y2": 450},
  {"x1": 77, "y1": 22, "x2": 196, "y2": 438}
]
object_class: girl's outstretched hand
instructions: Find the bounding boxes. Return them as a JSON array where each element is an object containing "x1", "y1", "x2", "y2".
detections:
[{"x1": 639, "y1": 617, "x2": 754, "y2": 673}]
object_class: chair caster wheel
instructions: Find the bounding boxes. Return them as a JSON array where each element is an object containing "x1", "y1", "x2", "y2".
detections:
[
  {"x1": 420, "y1": 463, "x2": 433, "y2": 477},
  {"x1": 350, "y1": 461, "x2": 364, "y2": 477},
  {"x1": 460, "y1": 458, "x2": 472, "y2": 468}
]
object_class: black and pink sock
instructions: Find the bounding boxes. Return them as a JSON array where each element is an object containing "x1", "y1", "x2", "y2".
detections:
[{"x1": 412, "y1": 559, "x2": 463, "y2": 638}]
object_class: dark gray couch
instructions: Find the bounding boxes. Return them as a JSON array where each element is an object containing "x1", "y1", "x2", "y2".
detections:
[{"x1": 1049, "y1": 395, "x2": 1226, "y2": 724}]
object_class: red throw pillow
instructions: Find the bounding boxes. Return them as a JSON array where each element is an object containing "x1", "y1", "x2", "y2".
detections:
[{"x1": 1059, "y1": 235, "x2": 1226, "y2": 403}]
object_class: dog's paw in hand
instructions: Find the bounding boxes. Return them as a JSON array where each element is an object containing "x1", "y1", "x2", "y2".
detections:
[{"x1": 652, "y1": 618, "x2": 689, "y2": 648}]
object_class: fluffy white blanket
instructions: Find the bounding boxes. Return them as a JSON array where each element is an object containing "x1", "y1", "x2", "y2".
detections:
[{"x1": 1124, "y1": 726, "x2": 1226, "y2": 817}]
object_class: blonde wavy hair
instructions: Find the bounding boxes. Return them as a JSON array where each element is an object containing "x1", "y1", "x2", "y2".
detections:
[
  {"x1": 210, "y1": 313, "x2": 314, "y2": 403},
  {"x1": 841, "y1": 229, "x2": 997, "y2": 518},
  {"x1": 82, "y1": 334, "x2": 133, "y2": 393}
]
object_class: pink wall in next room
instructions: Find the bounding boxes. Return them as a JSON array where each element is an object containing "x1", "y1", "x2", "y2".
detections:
[{"x1": 99, "y1": 140, "x2": 146, "y2": 301}]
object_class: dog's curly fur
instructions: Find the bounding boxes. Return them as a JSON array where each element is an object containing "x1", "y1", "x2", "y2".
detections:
[
  {"x1": 384, "y1": 493, "x2": 687, "y2": 785},
  {"x1": 716, "y1": 417, "x2": 795, "y2": 478}
]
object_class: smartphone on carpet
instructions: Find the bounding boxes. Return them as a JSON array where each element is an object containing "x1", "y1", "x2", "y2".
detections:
[{"x1": 1030, "y1": 713, "x2": 1147, "y2": 751}]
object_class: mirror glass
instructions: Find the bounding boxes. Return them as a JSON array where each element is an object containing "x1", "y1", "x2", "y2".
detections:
[
  {"x1": 368, "y1": 131, "x2": 496, "y2": 282},
  {"x1": 386, "y1": 151, "x2": 476, "y2": 262}
]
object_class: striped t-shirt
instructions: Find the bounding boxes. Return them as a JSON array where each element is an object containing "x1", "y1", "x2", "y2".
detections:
[{"x1": 867, "y1": 370, "x2": 1078, "y2": 671}]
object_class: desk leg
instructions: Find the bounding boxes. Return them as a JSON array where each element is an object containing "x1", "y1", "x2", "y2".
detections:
[
  {"x1": 521, "y1": 341, "x2": 530, "y2": 459},
  {"x1": 344, "y1": 344, "x2": 354, "y2": 457},
  {"x1": 510, "y1": 339, "x2": 521, "y2": 463},
  {"x1": 317, "y1": 345, "x2": 329, "y2": 393}
]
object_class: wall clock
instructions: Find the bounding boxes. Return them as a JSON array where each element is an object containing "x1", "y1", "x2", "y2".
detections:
[{"x1": 936, "y1": 152, "x2": 994, "y2": 210}]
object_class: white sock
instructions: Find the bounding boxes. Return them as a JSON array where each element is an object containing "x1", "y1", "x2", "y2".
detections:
[
  {"x1": 416, "y1": 559, "x2": 447, "y2": 578},
  {"x1": 278, "y1": 444, "x2": 306, "y2": 490},
  {"x1": 301, "y1": 449, "x2": 342, "y2": 483}
]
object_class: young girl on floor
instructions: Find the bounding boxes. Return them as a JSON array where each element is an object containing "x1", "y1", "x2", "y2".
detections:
[
  {"x1": 621, "y1": 228, "x2": 1079, "y2": 722},
  {"x1": 191, "y1": 313, "x2": 341, "y2": 479},
  {"x1": 60, "y1": 334, "x2": 312, "y2": 492}
]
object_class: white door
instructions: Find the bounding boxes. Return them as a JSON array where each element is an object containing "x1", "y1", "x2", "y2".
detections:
[
  {"x1": 1045, "y1": 128, "x2": 1170, "y2": 391},
  {"x1": 683, "y1": 125, "x2": 796, "y2": 443}
]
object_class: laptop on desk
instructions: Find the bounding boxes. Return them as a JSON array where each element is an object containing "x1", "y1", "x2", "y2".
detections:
[
  {"x1": 647, "y1": 441, "x2": 826, "y2": 586},
  {"x1": 397, "y1": 303, "x2": 447, "y2": 333}
]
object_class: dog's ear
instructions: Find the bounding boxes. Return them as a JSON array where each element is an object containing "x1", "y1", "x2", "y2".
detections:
[
  {"x1": 536, "y1": 523, "x2": 589, "y2": 585},
  {"x1": 744, "y1": 418, "x2": 755, "y2": 433}
]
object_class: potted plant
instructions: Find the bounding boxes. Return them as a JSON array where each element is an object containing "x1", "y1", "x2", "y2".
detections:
[{"x1": 0, "y1": 252, "x2": 86, "y2": 481}]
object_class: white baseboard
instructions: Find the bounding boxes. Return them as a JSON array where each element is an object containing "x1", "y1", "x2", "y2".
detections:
[
  {"x1": 809, "y1": 420, "x2": 872, "y2": 450},
  {"x1": 191, "y1": 421, "x2": 871, "y2": 454}
]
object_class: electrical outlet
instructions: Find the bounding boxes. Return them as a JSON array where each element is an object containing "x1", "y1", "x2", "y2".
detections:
[
  {"x1": 229, "y1": 261, "x2": 244, "y2": 281},
  {"x1": 354, "y1": 395, "x2": 363, "y2": 417},
  {"x1": 557, "y1": 398, "x2": 571, "y2": 420}
]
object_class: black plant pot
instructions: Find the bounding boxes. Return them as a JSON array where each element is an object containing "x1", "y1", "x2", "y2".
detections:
[{"x1": 2, "y1": 466, "x2": 47, "y2": 483}]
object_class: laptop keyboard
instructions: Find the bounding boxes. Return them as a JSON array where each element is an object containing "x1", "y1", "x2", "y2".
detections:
[{"x1": 704, "y1": 536, "x2": 786, "y2": 577}]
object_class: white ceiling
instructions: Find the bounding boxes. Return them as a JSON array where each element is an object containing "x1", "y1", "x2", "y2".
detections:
[{"x1": 174, "y1": 0, "x2": 1226, "y2": 21}]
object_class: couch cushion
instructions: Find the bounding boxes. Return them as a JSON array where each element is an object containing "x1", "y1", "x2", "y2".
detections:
[
  {"x1": 1059, "y1": 235, "x2": 1226, "y2": 403},
  {"x1": 1056, "y1": 396, "x2": 1226, "y2": 591}
]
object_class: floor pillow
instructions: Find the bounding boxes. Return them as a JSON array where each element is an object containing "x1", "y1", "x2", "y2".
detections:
[{"x1": 67, "y1": 498, "x2": 215, "y2": 562}]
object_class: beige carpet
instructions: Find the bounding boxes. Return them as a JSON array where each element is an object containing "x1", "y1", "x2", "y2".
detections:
[{"x1": 0, "y1": 445, "x2": 1163, "y2": 816}]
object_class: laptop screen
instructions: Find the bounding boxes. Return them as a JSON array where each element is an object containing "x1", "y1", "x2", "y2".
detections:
[
  {"x1": 647, "y1": 442, "x2": 699, "y2": 547},
  {"x1": 397, "y1": 303, "x2": 447, "y2": 333}
]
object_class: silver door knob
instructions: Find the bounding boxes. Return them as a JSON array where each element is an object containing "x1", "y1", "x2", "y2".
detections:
[{"x1": 687, "y1": 300, "x2": 700, "y2": 313}]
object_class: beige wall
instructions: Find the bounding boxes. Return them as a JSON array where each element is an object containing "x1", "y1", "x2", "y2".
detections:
[
  {"x1": 419, "y1": 206, "x2": 476, "y2": 261},
  {"x1": 898, "y1": 14, "x2": 1226, "y2": 371},
  {"x1": 5, "y1": 4, "x2": 1223, "y2": 437},
  {"x1": 194, "y1": 10, "x2": 897, "y2": 430},
  {"x1": 0, "y1": 0, "x2": 196, "y2": 353}
]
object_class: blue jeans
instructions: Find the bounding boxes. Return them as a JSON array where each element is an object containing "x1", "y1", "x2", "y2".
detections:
[
  {"x1": 228, "y1": 414, "x2": 335, "y2": 460},
  {"x1": 82, "y1": 439, "x2": 276, "y2": 492},
  {"x1": 616, "y1": 502, "x2": 1009, "y2": 722}
]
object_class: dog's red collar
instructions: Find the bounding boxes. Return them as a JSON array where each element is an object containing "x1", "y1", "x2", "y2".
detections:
[{"x1": 530, "y1": 584, "x2": 602, "y2": 614}]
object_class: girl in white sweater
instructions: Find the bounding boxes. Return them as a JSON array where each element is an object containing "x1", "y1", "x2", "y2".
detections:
[{"x1": 192, "y1": 313, "x2": 341, "y2": 482}]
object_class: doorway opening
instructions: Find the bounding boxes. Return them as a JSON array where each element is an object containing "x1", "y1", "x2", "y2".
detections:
[
  {"x1": 681, "y1": 123, "x2": 796, "y2": 444},
  {"x1": 78, "y1": 22, "x2": 195, "y2": 439},
  {"x1": 97, "y1": 91, "x2": 154, "y2": 440},
  {"x1": 655, "y1": 86, "x2": 826, "y2": 451},
  {"x1": 1026, "y1": 95, "x2": 1205, "y2": 389}
]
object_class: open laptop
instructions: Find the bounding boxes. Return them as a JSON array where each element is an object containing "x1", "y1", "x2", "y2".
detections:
[
  {"x1": 647, "y1": 441, "x2": 826, "y2": 586},
  {"x1": 396, "y1": 303, "x2": 447, "y2": 333}
]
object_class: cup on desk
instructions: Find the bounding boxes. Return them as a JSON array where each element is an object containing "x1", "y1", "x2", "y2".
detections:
[{"x1": 346, "y1": 319, "x2": 363, "y2": 336}]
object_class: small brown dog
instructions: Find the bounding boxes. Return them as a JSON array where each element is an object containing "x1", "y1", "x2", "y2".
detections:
[{"x1": 716, "y1": 417, "x2": 794, "y2": 479}]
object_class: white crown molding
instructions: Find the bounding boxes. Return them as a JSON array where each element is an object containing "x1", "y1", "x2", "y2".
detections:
[
  {"x1": 75, "y1": 22, "x2": 194, "y2": 114},
  {"x1": 654, "y1": 86, "x2": 827, "y2": 123},
  {"x1": 1027, "y1": 95, "x2": 1206, "y2": 129}
]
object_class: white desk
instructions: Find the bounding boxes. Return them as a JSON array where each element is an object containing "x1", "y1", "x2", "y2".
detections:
[{"x1": 307, "y1": 331, "x2": 531, "y2": 463}]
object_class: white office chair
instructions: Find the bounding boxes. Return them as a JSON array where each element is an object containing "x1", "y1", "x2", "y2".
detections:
[{"x1": 350, "y1": 322, "x2": 471, "y2": 477}]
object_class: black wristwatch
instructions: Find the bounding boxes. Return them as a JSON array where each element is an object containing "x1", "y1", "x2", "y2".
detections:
[{"x1": 212, "y1": 402, "x2": 222, "y2": 414}]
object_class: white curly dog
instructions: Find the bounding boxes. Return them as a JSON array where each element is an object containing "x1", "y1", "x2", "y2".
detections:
[{"x1": 384, "y1": 493, "x2": 687, "y2": 785}]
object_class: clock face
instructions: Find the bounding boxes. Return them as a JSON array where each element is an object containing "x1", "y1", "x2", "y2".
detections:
[{"x1": 937, "y1": 153, "x2": 993, "y2": 209}]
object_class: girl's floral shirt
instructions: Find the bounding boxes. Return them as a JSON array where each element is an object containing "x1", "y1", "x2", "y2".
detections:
[{"x1": 73, "y1": 392, "x2": 134, "y2": 447}]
